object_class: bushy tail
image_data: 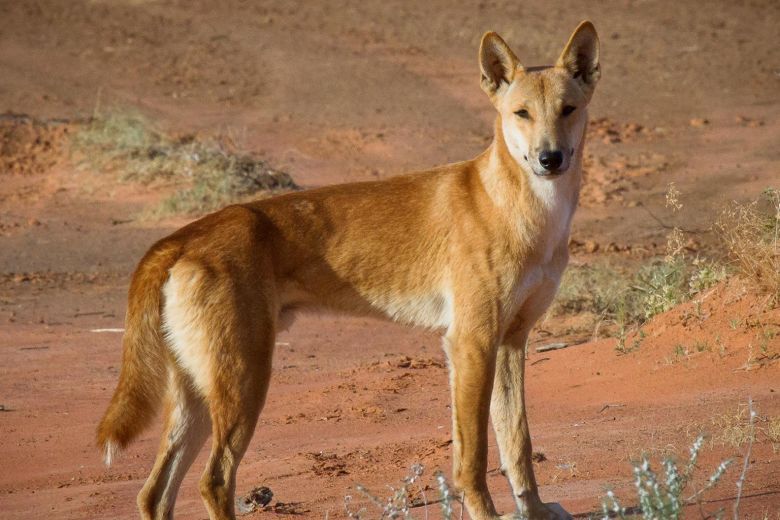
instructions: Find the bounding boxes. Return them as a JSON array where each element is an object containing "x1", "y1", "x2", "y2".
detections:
[{"x1": 97, "y1": 243, "x2": 180, "y2": 465}]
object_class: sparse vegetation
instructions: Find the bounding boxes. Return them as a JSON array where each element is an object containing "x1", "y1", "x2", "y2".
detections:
[
  {"x1": 616, "y1": 326, "x2": 645, "y2": 354},
  {"x1": 712, "y1": 404, "x2": 756, "y2": 449},
  {"x1": 635, "y1": 257, "x2": 692, "y2": 319},
  {"x1": 553, "y1": 184, "x2": 780, "y2": 348},
  {"x1": 713, "y1": 406, "x2": 780, "y2": 455},
  {"x1": 716, "y1": 187, "x2": 780, "y2": 306},
  {"x1": 552, "y1": 261, "x2": 641, "y2": 327},
  {"x1": 348, "y1": 405, "x2": 769, "y2": 520},
  {"x1": 552, "y1": 261, "x2": 635, "y2": 318},
  {"x1": 767, "y1": 417, "x2": 780, "y2": 453},
  {"x1": 71, "y1": 110, "x2": 298, "y2": 216},
  {"x1": 688, "y1": 257, "x2": 728, "y2": 296},
  {"x1": 601, "y1": 435, "x2": 732, "y2": 520},
  {"x1": 714, "y1": 334, "x2": 727, "y2": 357},
  {"x1": 605, "y1": 400, "x2": 771, "y2": 520},
  {"x1": 553, "y1": 255, "x2": 724, "y2": 338},
  {"x1": 345, "y1": 464, "x2": 457, "y2": 519},
  {"x1": 668, "y1": 343, "x2": 689, "y2": 364}
]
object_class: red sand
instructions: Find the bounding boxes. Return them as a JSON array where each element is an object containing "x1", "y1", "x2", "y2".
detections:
[{"x1": 1, "y1": 1, "x2": 778, "y2": 518}]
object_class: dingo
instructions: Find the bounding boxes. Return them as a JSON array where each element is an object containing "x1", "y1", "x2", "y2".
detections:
[{"x1": 98, "y1": 21, "x2": 600, "y2": 520}]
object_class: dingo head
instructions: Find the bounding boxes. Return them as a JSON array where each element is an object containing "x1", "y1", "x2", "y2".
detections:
[{"x1": 480, "y1": 21, "x2": 600, "y2": 177}]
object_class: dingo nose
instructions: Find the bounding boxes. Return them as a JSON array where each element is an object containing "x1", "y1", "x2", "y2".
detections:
[{"x1": 538, "y1": 150, "x2": 563, "y2": 171}]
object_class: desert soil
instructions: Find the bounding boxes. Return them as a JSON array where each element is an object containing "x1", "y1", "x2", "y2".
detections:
[{"x1": 1, "y1": 1, "x2": 779, "y2": 518}]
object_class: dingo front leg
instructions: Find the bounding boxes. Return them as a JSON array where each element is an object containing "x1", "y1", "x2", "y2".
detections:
[
  {"x1": 490, "y1": 328, "x2": 571, "y2": 520},
  {"x1": 445, "y1": 328, "x2": 499, "y2": 520}
]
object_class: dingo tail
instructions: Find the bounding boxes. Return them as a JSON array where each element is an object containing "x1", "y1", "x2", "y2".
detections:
[{"x1": 96, "y1": 244, "x2": 179, "y2": 465}]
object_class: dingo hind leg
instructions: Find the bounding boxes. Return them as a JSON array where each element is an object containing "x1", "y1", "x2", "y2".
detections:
[
  {"x1": 198, "y1": 298, "x2": 275, "y2": 520},
  {"x1": 137, "y1": 368, "x2": 211, "y2": 520},
  {"x1": 163, "y1": 255, "x2": 278, "y2": 520}
]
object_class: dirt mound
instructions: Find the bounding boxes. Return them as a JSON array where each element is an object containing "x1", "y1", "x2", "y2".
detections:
[
  {"x1": 619, "y1": 277, "x2": 779, "y2": 373},
  {"x1": 0, "y1": 114, "x2": 70, "y2": 176}
]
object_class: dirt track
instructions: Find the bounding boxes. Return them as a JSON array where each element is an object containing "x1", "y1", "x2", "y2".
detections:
[{"x1": 0, "y1": 1, "x2": 779, "y2": 518}]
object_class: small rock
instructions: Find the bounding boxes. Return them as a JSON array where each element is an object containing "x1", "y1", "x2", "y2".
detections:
[
  {"x1": 689, "y1": 118, "x2": 709, "y2": 127},
  {"x1": 236, "y1": 486, "x2": 273, "y2": 514}
]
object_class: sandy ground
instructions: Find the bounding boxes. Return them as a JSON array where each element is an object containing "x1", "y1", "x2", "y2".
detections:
[{"x1": 0, "y1": 1, "x2": 779, "y2": 518}]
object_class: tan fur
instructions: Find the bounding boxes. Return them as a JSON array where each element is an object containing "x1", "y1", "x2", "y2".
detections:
[{"x1": 97, "y1": 21, "x2": 600, "y2": 520}]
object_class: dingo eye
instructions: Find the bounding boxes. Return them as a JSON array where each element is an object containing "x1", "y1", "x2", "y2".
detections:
[
  {"x1": 514, "y1": 109, "x2": 530, "y2": 119},
  {"x1": 562, "y1": 105, "x2": 576, "y2": 117}
]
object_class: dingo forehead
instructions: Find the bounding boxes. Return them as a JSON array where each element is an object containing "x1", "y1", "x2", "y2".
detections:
[{"x1": 501, "y1": 67, "x2": 588, "y2": 116}]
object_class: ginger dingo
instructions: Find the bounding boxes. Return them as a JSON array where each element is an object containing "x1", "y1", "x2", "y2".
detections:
[{"x1": 98, "y1": 21, "x2": 600, "y2": 520}]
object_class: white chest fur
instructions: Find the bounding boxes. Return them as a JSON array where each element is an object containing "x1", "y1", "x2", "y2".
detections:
[{"x1": 527, "y1": 173, "x2": 576, "y2": 263}]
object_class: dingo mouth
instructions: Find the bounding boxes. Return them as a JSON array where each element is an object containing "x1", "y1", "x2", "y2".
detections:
[{"x1": 533, "y1": 167, "x2": 567, "y2": 178}]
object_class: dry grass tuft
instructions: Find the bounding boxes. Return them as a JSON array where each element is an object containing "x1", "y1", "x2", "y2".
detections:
[
  {"x1": 71, "y1": 110, "x2": 298, "y2": 216},
  {"x1": 766, "y1": 416, "x2": 780, "y2": 453},
  {"x1": 712, "y1": 404, "x2": 756, "y2": 449},
  {"x1": 716, "y1": 188, "x2": 780, "y2": 306},
  {"x1": 552, "y1": 261, "x2": 637, "y2": 319}
]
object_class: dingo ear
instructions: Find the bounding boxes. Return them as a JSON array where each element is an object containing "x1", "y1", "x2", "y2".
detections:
[
  {"x1": 479, "y1": 32, "x2": 520, "y2": 97},
  {"x1": 556, "y1": 21, "x2": 600, "y2": 95}
]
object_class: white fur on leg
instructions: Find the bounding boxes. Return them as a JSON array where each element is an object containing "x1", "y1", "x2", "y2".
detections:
[{"x1": 104, "y1": 441, "x2": 118, "y2": 467}]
